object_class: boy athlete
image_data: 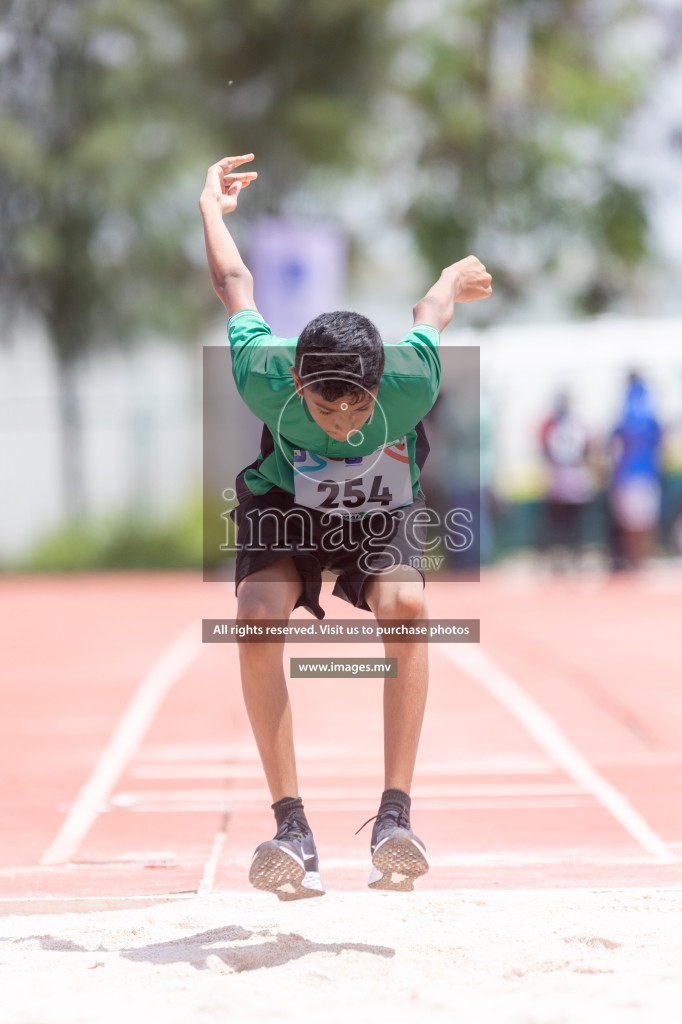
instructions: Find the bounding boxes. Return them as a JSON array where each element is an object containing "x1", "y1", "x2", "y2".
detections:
[{"x1": 200, "y1": 154, "x2": 492, "y2": 900}]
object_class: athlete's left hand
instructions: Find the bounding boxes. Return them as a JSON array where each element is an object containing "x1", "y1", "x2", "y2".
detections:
[{"x1": 450, "y1": 255, "x2": 493, "y2": 303}]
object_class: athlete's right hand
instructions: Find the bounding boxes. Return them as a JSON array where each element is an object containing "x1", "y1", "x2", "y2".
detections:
[{"x1": 200, "y1": 155, "x2": 258, "y2": 215}]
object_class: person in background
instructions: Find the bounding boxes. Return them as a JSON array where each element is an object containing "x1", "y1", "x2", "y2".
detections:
[
  {"x1": 608, "y1": 372, "x2": 663, "y2": 571},
  {"x1": 539, "y1": 391, "x2": 594, "y2": 571}
]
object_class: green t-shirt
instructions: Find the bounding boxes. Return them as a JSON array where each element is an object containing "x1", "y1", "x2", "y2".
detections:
[{"x1": 228, "y1": 309, "x2": 441, "y2": 500}]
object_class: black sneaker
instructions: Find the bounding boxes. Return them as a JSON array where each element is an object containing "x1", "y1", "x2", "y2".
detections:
[
  {"x1": 359, "y1": 790, "x2": 428, "y2": 891},
  {"x1": 249, "y1": 806, "x2": 325, "y2": 901}
]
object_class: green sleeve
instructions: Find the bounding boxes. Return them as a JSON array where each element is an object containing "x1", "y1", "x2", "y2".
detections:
[
  {"x1": 227, "y1": 308, "x2": 272, "y2": 343},
  {"x1": 387, "y1": 322, "x2": 441, "y2": 407},
  {"x1": 227, "y1": 308, "x2": 296, "y2": 419}
]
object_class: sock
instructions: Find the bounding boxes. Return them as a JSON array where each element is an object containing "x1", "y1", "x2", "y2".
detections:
[
  {"x1": 271, "y1": 795, "x2": 309, "y2": 830},
  {"x1": 379, "y1": 788, "x2": 411, "y2": 814}
]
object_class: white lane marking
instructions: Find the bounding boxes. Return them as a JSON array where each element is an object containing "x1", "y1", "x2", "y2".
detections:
[
  {"x1": 41, "y1": 622, "x2": 203, "y2": 866},
  {"x1": 105, "y1": 795, "x2": 594, "y2": 814},
  {"x1": 440, "y1": 644, "x2": 678, "y2": 865},
  {"x1": 3, "y1": 883, "x2": 678, "y2": 916},
  {"x1": 0, "y1": 894, "x2": 198, "y2": 917},
  {"x1": 286, "y1": 853, "x2": 679, "y2": 870},
  {"x1": 198, "y1": 815, "x2": 229, "y2": 896},
  {"x1": 109, "y1": 783, "x2": 586, "y2": 807},
  {"x1": 129, "y1": 758, "x2": 557, "y2": 779}
]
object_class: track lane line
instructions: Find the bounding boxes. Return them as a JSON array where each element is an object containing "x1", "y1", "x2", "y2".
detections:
[
  {"x1": 440, "y1": 644, "x2": 678, "y2": 865},
  {"x1": 129, "y1": 757, "x2": 557, "y2": 779},
  {"x1": 198, "y1": 813, "x2": 230, "y2": 895},
  {"x1": 111, "y1": 783, "x2": 586, "y2": 803},
  {"x1": 41, "y1": 622, "x2": 203, "y2": 866}
]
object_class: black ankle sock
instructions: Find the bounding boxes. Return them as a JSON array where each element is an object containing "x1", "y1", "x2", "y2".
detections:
[
  {"x1": 379, "y1": 788, "x2": 411, "y2": 813},
  {"x1": 272, "y1": 795, "x2": 309, "y2": 830}
]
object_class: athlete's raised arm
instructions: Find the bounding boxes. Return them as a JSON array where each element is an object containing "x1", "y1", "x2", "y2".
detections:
[
  {"x1": 199, "y1": 154, "x2": 258, "y2": 317},
  {"x1": 412, "y1": 255, "x2": 492, "y2": 333}
]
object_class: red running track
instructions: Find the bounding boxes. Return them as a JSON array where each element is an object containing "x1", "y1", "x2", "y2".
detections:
[{"x1": 1, "y1": 569, "x2": 680, "y2": 910}]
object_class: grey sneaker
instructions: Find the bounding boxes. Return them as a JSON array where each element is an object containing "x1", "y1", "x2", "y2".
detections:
[
  {"x1": 358, "y1": 792, "x2": 428, "y2": 891},
  {"x1": 249, "y1": 809, "x2": 325, "y2": 901}
]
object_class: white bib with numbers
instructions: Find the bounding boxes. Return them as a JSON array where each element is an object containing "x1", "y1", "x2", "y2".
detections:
[{"x1": 292, "y1": 438, "x2": 414, "y2": 518}]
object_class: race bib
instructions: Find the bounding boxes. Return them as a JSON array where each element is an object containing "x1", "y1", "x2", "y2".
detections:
[{"x1": 293, "y1": 439, "x2": 413, "y2": 518}]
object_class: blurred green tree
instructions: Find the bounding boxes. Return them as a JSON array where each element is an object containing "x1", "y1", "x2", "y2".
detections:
[
  {"x1": 0, "y1": 0, "x2": 394, "y2": 517},
  {"x1": 0, "y1": 0, "x2": 209, "y2": 515},
  {"x1": 175, "y1": 0, "x2": 395, "y2": 209},
  {"x1": 395, "y1": 0, "x2": 656, "y2": 317}
]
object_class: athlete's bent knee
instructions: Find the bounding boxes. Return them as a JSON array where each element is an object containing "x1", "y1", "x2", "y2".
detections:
[
  {"x1": 375, "y1": 586, "x2": 425, "y2": 621},
  {"x1": 236, "y1": 591, "x2": 287, "y2": 623}
]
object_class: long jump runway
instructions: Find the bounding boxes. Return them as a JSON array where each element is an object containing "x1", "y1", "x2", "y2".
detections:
[{"x1": 1, "y1": 569, "x2": 680, "y2": 912}]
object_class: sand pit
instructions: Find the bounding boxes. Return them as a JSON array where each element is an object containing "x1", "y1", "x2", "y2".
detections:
[{"x1": 2, "y1": 888, "x2": 681, "y2": 1023}]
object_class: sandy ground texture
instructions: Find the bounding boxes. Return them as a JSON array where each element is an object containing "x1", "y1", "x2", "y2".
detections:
[{"x1": 1, "y1": 889, "x2": 682, "y2": 1024}]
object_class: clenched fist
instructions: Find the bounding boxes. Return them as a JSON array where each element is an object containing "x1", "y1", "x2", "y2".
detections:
[{"x1": 451, "y1": 255, "x2": 493, "y2": 303}]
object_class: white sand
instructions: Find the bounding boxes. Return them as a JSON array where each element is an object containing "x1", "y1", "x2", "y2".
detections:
[{"x1": 1, "y1": 889, "x2": 681, "y2": 1023}]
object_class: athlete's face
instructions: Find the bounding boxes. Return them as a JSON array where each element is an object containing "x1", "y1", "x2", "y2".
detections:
[{"x1": 291, "y1": 370, "x2": 377, "y2": 442}]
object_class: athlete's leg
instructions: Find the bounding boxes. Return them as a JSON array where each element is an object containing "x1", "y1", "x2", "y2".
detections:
[
  {"x1": 236, "y1": 557, "x2": 303, "y2": 802},
  {"x1": 361, "y1": 565, "x2": 429, "y2": 891},
  {"x1": 363, "y1": 565, "x2": 428, "y2": 794}
]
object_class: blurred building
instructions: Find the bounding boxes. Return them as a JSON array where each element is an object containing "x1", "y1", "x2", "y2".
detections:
[
  {"x1": 4, "y1": 312, "x2": 682, "y2": 565},
  {"x1": 0, "y1": 219, "x2": 348, "y2": 566},
  {"x1": 0, "y1": 317, "x2": 203, "y2": 562}
]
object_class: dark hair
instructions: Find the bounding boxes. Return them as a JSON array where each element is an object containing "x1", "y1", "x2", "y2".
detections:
[{"x1": 295, "y1": 310, "x2": 384, "y2": 404}]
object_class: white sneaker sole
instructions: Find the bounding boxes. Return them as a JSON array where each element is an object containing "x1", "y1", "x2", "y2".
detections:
[
  {"x1": 249, "y1": 843, "x2": 326, "y2": 902},
  {"x1": 368, "y1": 831, "x2": 429, "y2": 892}
]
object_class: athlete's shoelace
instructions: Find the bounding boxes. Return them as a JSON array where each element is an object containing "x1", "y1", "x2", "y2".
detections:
[
  {"x1": 354, "y1": 804, "x2": 410, "y2": 836},
  {"x1": 275, "y1": 814, "x2": 310, "y2": 843}
]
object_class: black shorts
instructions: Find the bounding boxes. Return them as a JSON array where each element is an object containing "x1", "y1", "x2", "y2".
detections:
[{"x1": 230, "y1": 488, "x2": 428, "y2": 619}]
